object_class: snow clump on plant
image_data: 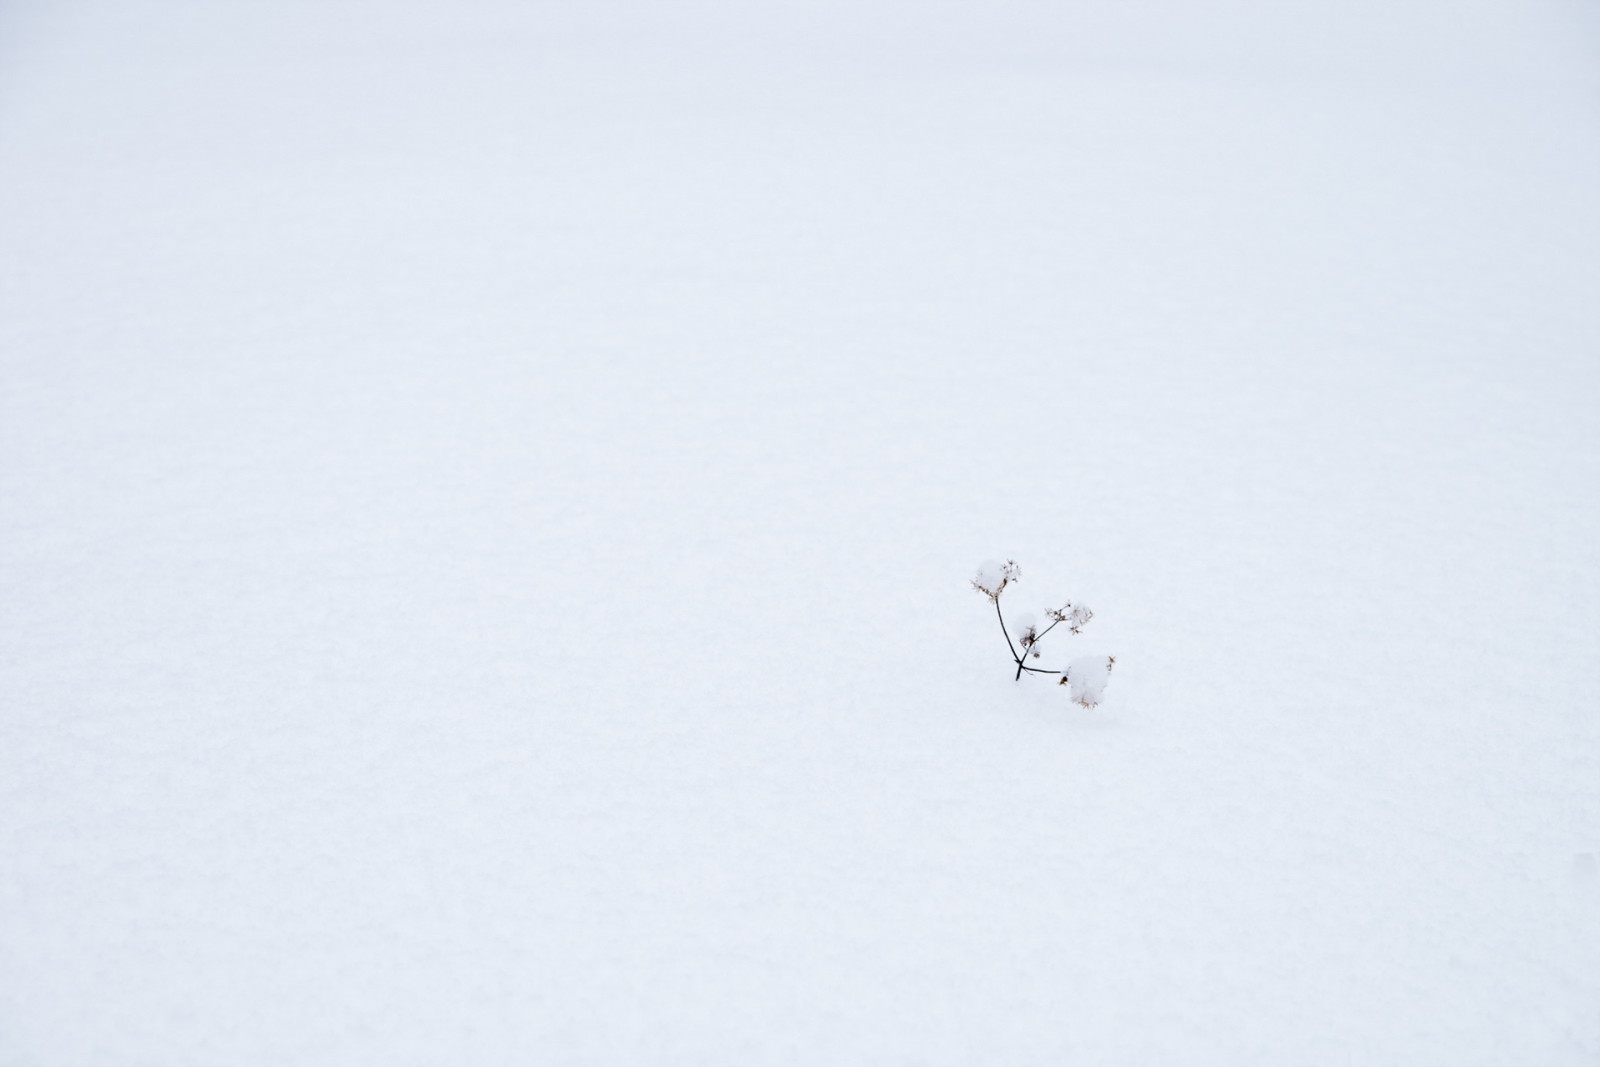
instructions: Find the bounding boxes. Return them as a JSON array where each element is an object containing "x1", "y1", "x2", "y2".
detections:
[
  {"x1": 1065, "y1": 655, "x2": 1116, "y2": 708},
  {"x1": 971, "y1": 559, "x2": 1020, "y2": 599}
]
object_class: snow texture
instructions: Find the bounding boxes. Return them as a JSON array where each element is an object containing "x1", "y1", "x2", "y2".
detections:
[{"x1": 2, "y1": 0, "x2": 1599, "y2": 1064}]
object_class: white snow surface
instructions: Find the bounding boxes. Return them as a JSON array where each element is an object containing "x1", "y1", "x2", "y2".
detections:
[{"x1": 3, "y1": 0, "x2": 1599, "y2": 1063}]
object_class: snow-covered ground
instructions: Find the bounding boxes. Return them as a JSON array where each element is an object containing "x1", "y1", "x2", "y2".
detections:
[{"x1": 3, "y1": 1, "x2": 1598, "y2": 1062}]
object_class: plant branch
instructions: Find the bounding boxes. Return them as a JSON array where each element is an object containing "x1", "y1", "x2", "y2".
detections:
[
  {"x1": 995, "y1": 598, "x2": 1039, "y2": 681},
  {"x1": 994, "y1": 596, "x2": 1020, "y2": 661}
]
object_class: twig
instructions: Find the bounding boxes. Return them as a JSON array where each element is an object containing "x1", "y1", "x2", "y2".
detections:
[{"x1": 995, "y1": 596, "x2": 1020, "y2": 661}]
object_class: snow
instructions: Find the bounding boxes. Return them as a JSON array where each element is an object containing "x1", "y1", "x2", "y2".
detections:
[
  {"x1": 2, "y1": 0, "x2": 1598, "y2": 1063},
  {"x1": 971, "y1": 559, "x2": 1015, "y2": 599},
  {"x1": 1065, "y1": 655, "x2": 1114, "y2": 708}
]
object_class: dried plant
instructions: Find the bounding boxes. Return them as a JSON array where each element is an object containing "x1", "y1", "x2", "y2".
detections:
[{"x1": 972, "y1": 559, "x2": 1115, "y2": 707}]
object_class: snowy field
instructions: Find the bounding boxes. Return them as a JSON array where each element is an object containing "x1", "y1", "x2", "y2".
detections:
[{"x1": 3, "y1": 0, "x2": 1598, "y2": 1062}]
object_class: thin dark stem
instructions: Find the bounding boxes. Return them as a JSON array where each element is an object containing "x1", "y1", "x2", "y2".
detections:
[
  {"x1": 1016, "y1": 616, "x2": 1064, "y2": 678},
  {"x1": 995, "y1": 593, "x2": 1066, "y2": 680},
  {"x1": 995, "y1": 597, "x2": 1033, "y2": 680},
  {"x1": 994, "y1": 596, "x2": 1020, "y2": 661}
]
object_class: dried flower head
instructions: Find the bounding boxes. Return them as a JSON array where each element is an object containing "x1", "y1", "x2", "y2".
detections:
[
  {"x1": 971, "y1": 559, "x2": 1020, "y2": 600},
  {"x1": 1046, "y1": 601, "x2": 1094, "y2": 633},
  {"x1": 1014, "y1": 611, "x2": 1039, "y2": 650}
]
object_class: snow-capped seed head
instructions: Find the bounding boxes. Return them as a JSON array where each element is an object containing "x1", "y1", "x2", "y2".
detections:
[
  {"x1": 1013, "y1": 611, "x2": 1038, "y2": 648},
  {"x1": 971, "y1": 559, "x2": 1020, "y2": 599},
  {"x1": 1047, "y1": 601, "x2": 1094, "y2": 633},
  {"x1": 1062, "y1": 654, "x2": 1114, "y2": 708}
]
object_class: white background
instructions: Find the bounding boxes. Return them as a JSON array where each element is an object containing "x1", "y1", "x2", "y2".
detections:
[{"x1": 2, "y1": 1, "x2": 1598, "y2": 1062}]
